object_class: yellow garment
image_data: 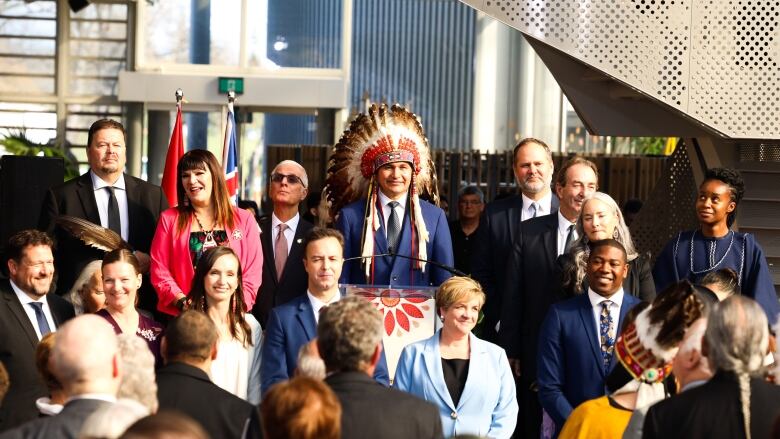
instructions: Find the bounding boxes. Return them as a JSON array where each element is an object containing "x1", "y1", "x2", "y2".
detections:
[{"x1": 558, "y1": 396, "x2": 632, "y2": 439}]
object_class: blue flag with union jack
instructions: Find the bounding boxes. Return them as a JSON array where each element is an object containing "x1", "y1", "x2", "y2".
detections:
[{"x1": 222, "y1": 101, "x2": 239, "y2": 204}]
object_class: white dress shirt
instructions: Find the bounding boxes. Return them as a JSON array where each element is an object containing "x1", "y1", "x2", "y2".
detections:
[
  {"x1": 307, "y1": 290, "x2": 341, "y2": 323},
  {"x1": 521, "y1": 192, "x2": 553, "y2": 221},
  {"x1": 271, "y1": 212, "x2": 300, "y2": 258},
  {"x1": 586, "y1": 287, "x2": 625, "y2": 336},
  {"x1": 10, "y1": 280, "x2": 57, "y2": 340},
  {"x1": 91, "y1": 171, "x2": 129, "y2": 241},
  {"x1": 378, "y1": 191, "x2": 409, "y2": 239},
  {"x1": 556, "y1": 211, "x2": 578, "y2": 256}
]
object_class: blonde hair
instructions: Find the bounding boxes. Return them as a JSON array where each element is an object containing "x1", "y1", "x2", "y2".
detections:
[{"x1": 435, "y1": 276, "x2": 486, "y2": 313}]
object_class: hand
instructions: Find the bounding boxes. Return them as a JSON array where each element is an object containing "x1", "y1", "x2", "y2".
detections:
[
  {"x1": 134, "y1": 251, "x2": 151, "y2": 274},
  {"x1": 508, "y1": 358, "x2": 522, "y2": 378}
]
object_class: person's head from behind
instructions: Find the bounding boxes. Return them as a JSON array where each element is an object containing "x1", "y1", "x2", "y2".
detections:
[
  {"x1": 36, "y1": 332, "x2": 63, "y2": 400},
  {"x1": 671, "y1": 318, "x2": 712, "y2": 389},
  {"x1": 51, "y1": 314, "x2": 121, "y2": 397},
  {"x1": 697, "y1": 167, "x2": 744, "y2": 228},
  {"x1": 6, "y1": 229, "x2": 55, "y2": 299},
  {"x1": 69, "y1": 260, "x2": 105, "y2": 314},
  {"x1": 585, "y1": 239, "x2": 628, "y2": 298},
  {"x1": 161, "y1": 310, "x2": 218, "y2": 367},
  {"x1": 703, "y1": 295, "x2": 768, "y2": 375},
  {"x1": 102, "y1": 249, "x2": 142, "y2": 313},
  {"x1": 261, "y1": 376, "x2": 341, "y2": 439},
  {"x1": 317, "y1": 296, "x2": 382, "y2": 375},
  {"x1": 80, "y1": 398, "x2": 149, "y2": 439},
  {"x1": 457, "y1": 186, "x2": 484, "y2": 221},
  {"x1": 699, "y1": 268, "x2": 740, "y2": 301},
  {"x1": 436, "y1": 276, "x2": 485, "y2": 337},
  {"x1": 302, "y1": 228, "x2": 345, "y2": 295},
  {"x1": 296, "y1": 340, "x2": 326, "y2": 380},
  {"x1": 119, "y1": 411, "x2": 209, "y2": 439},
  {"x1": 117, "y1": 333, "x2": 158, "y2": 413}
]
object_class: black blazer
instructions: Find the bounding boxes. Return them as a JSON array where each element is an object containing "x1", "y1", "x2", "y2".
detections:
[
  {"x1": 325, "y1": 372, "x2": 443, "y2": 439},
  {"x1": 0, "y1": 280, "x2": 75, "y2": 431},
  {"x1": 471, "y1": 194, "x2": 559, "y2": 340},
  {"x1": 156, "y1": 362, "x2": 261, "y2": 439},
  {"x1": 251, "y1": 216, "x2": 313, "y2": 328},
  {"x1": 0, "y1": 398, "x2": 111, "y2": 439},
  {"x1": 498, "y1": 213, "x2": 560, "y2": 380},
  {"x1": 643, "y1": 371, "x2": 780, "y2": 439},
  {"x1": 555, "y1": 252, "x2": 656, "y2": 302},
  {"x1": 38, "y1": 172, "x2": 167, "y2": 296}
]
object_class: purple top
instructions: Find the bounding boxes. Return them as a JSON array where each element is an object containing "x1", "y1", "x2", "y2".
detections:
[{"x1": 96, "y1": 308, "x2": 164, "y2": 367}]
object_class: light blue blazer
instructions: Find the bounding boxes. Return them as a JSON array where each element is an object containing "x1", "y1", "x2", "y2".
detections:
[{"x1": 394, "y1": 330, "x2": 518, "y2": 439}]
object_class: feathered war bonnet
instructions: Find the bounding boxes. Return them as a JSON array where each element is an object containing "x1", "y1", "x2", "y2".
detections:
[
  {"x1": 606, "y1": 280, "x2": 715, "y2": 408},
  {"x1": 322, "y1": 104, "x2": 439, "y2": 282}
]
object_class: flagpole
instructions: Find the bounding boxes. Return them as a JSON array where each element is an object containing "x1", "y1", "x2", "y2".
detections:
[{"x1": 161, "y1": 88, "x2": 185, "y2": 207}]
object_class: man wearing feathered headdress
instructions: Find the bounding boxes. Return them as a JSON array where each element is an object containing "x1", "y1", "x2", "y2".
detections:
[{"x1": 324, "y1": 104, "x2": 454, "y2": 287}]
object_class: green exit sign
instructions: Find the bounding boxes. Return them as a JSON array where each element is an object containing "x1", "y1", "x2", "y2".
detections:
[{"x1": 218, "y1": 77, "x2": 244, "y2": 94}]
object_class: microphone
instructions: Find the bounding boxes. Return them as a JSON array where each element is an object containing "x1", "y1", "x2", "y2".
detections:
[{"x1": 343, "y1": 253, "x2": 468, "y2": 277}]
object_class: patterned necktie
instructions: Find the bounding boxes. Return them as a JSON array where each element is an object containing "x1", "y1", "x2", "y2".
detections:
[
  {"x1": 275, "y1": 224, "x2": 288, "y2": 280},
  {"x1": 106, "y1": 186, "x2": 121, "y2": 235},
  {"x1": 530, "y1": 202, "x2": 538, "y2": 218},
  {"x1": 387, "y1": 201, "x2": 401, "y2": 253},
  {"x1": 28, "y1": 302, "x2": 51, "y2": 337},
  {"x1": 599, "y1": 300, "x2": 615, "y2": 369}
]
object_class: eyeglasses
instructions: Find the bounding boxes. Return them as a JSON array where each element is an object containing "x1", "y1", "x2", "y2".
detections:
[
  {"x1": 271, "y1": 173, "x2": 305, "y2": 187},
  {"x1": 459, "y1": 200, "x2": 483, "y2": 206}
]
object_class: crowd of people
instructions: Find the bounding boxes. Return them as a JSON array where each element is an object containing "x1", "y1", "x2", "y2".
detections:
[{"x1": 0, "y1": 106, "x2": 778, "y2": 439}]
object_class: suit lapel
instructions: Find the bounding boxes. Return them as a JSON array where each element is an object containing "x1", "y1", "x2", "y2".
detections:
[
  {"x1": 577, "y1": 294, "x2": 604, "y2": 378},
  {"x1": 422, "y1": 334, "x2": 456, "y2": 411},
  {"x1": 76, "y1": 172, "x2": 101, "y2": 225},
  {"x1": 124, "y1": 174, "x2": 140, "y2": 244},
  {"x1": 260, "y1": 219, "x2": 278, "y2": 284},
  {"x1": 372, "y1": 199, "x2": 390, "y2": 255},
  {"x1": 456, "y1": 333, "x2": 483, "y2": 410},
  {"x1": 296, "y1": 298, "x2": 316, "y2": 340},
  {"x1": 2, "y1": 285, "x2": 40, "y2": 348}
]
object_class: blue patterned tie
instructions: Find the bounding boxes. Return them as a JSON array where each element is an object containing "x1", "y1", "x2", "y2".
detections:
[
  {"x1": 599, "y1": 300, "x2": 615, "y2": 369},
  {"x1": 28, "y1": 302, "x2": 51, "y2": 337}
]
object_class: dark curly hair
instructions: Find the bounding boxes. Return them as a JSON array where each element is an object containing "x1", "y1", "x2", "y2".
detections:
[{"x1": 702, "y1": 167, "x2": 744, "y2": 226}]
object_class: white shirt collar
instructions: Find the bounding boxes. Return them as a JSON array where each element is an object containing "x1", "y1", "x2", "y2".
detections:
[
  {"x1": 557, "y1": 210, "x2": 576, "y2": 236},
  {"x1": 90, "y1": 170, "x2": 125, "y2": 191},
  {"x1": 65, "y1": 394, "x2": 117, "y2": 405},
  {"x1": 378, "y1": 191, "x2": 408, "y2": 210},
  {"x1": 10, "y1": 279, "x2": 48, "y2": 306},
  {"x1": 272, "y1": 212, "x2": 300, "y2": 232},
  {"x1": 307, "y1": 290, "x2": 341, "y2": 323},
  {"x1": 522, "y1": 192, "x2": 552, "y2": 215},
  {"x1": 587, "y1": 287, "x2": 625, "y2": 308}
]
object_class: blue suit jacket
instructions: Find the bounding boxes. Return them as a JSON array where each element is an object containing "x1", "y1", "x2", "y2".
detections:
[
  {"x1": 260, "y1": 294, "x2": 390, "y2": 395},
  {"x1": 337, "y1": 197, "x2": 454, "y2": 287},
  {"x1": 394, "y1": 330, "x2": 518, "y2": 439},
  {"x1": 536, "y1": 292, "x2": 641, "y2": 430}
]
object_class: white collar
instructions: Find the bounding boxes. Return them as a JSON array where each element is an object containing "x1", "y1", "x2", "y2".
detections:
[
  {"x1": 557, "y1": 210, "x2": 576, "y2": 235},
  {"x1": 522, "y1": 191, "x2": 552, "y2": 212},
  {"x1": 272, "y1": 212, "x2": 300, "y2": 231},
  {"x1": 90, "y1": 170, "x2": 125, "y2": 191},
  {"x1": 65, "y1": 394, "x2": 118, "y2": 404},
  {"x1": 378, "y1": 191, "x2": 408, "y2": 209},
  {"x1": 307, "y1": 290, "x2": 341, "y2": 320},
  {"x1": 10, "y1": 279, "x2": 48, "y2": 306},
  {"x1": 587, "y1": 287, "x2": 625, "y2": 308}
]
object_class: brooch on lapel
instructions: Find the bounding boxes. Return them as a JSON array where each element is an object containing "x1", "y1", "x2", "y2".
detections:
[{"x1": 232, "y1": 230, "x2": 243, "y2": 240}]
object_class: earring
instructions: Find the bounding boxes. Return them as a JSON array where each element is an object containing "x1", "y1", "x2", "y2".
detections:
[
  {"x1": 199, "y1": 296, "x2": 205, "y2": 311},
  {"x1": 231, "y1": 296, "x2": 238, "y2": 315},
  {"x1": 613, "y1": 228, "x2": 619, "y2": 239}
]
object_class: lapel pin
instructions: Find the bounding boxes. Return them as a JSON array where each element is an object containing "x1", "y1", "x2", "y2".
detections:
[
  {"x1": 296, "y1": 238, "x2": 302, "y2": 244},
  {"x1": 232, "y1": 229, "x2": 243, "y2": 240}
]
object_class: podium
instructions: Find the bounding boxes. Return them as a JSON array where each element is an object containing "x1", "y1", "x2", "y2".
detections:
[{"x1": 344, "y1": 284, "x2": 439, "y2": 380}]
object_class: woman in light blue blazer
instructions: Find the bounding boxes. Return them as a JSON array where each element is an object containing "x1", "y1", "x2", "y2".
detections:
[{"x1": 394, "y1": 277, "x2": 518, "y2": 438}]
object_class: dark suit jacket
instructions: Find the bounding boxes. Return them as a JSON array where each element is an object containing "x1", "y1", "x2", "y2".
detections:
[
  {"x1": 260, "y1": 294, "x2": 390, "y2": 395},
  {"x1": 472, "y1": 194, "x2": 559, "y2": 339},
  {"x1": 156, "y1": 362, "x2": 261, "y2": 439},
  {"x1": 0, "y1": 281, "x2": 75, "y2": 431},
  {"x1": 0, "y1": 398, "x2": 111, "y2": 439},
  {"x1": 643, "y1": 371, "x2": 780, "y2": 439},
  {"x1": 251, "y1": 215, "x2": 313, "y2": 328},
  {"x1": 337, "y1": 198, "x2": 453, "y2": 287},
  {"x1": 536, "y1": 292, "x2": 641, "y2": 429},
  {"x1": 38, "y1": 172, "x2": 167, "y2": 296},
  {"x1": 326, "y1": 371, "x2": 444, "y2": 439}
]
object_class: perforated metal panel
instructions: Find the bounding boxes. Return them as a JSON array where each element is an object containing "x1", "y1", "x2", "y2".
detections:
[{"x1": 462, "y1": 0, "x2": 780, "y2": 140}]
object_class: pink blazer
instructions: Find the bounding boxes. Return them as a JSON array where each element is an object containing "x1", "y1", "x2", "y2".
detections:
[{"x1": 150, "y1": 207, "x2": 263, "y2": 316}]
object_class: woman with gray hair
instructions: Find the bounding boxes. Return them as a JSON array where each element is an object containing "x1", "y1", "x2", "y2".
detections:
[
  {"x1": 117, "y1": 333, "x2": 158, "y2": 413},
  {"x1": 558, "y1": 192, "x2": 655, "y2": 301},
  {"x1": 67, "y1": 260, "x2": 105, "y2": 315}
]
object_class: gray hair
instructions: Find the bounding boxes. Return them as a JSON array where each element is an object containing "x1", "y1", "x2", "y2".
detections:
[
  {"x1": 272, "y1": 160, "x2": 309, "y2": 188},
  {"x1": 79, "y1": 398, "x2": 149, "y2": 438},
  {"x1": 317, "y1": 297, "x2": 382, "y2": 373},
  {"x1": 117, "y1": 334, "x2": 158, "y2": 413},
  {"x1": 705, "y1": 296, "x2": 769, "y2": 439},
  {"x1": 296, "y1": 342, "x2": 326, "y2": 380},
  {"x1": 563, "y1": 192, "x2": 638, "y2": 292},
  {"x1": 457, "y1": 186, "x2": 484, "y2": 204},
  {"x1": 67, "y1": 260, "x2": 102, "y2": 315}
]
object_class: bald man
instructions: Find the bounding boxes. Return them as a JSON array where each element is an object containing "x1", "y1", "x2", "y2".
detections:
[
  {"x1": 252, "y1": 160, "x2": 314, "y2": 328},
  {"x1": 1, "y1": 315, "x2": 120, "y2": 439}
]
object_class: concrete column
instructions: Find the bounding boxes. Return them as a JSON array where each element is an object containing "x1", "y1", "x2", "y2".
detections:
[
  {"x1": 147, "y1": 110, "x2": 171, "y2": 185},
  {"x1": 125, "y1": 103, "x2": 144, "y2": 178}
]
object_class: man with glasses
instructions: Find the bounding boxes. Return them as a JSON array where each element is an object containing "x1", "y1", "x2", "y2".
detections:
[
  {"x1": 449, "y1": 186, "x2": 484, "y2": 275},
  {"x1": 0, "y1": 230, "x2": 74, "y2": 431},
  {"x1": 251, "y1": 160, "x2": 314, "y2": 328}
]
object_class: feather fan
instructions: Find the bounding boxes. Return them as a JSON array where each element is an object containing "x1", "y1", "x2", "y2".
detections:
[{"x1": 55, "y1": 215, "x2": 130, "y2": 252}]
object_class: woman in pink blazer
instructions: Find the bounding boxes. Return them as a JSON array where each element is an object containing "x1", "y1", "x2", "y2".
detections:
[{"x1": 150, "y1": 149, "x2": 262, "y2": 316}]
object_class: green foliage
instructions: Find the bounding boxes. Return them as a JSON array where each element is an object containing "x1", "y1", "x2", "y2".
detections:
[
  {"x1": 630, "y1": 137, "x2": 667, "y2": 155},
  {"x1": 0, "y1": 129, "x2": 80, "y2": 181}
]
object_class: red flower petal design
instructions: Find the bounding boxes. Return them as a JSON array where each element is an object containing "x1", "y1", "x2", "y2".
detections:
[
  {"x1": 404, "y1": 294, "x2": 429, "y2": 303},
  {"x1": 395, "y1": 309, "x2": 410, "y2": 331},
  {"x1": 384, "y1": 310, "x2": 396, "y2": 336},
  {"x1": 402, "y1": 303, "x2": 424, "y2": 318}
]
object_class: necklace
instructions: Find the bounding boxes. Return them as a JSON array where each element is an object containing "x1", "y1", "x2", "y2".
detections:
[
  {"x1": 194, "y1": 212, "x2": 217, "y2": 250},
  {"x1": 689, "y1": 230, "x2": 734, "y2": 275}
]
